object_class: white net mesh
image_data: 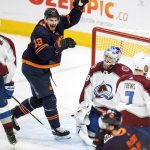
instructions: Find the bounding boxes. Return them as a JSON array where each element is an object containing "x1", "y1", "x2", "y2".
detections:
[{"x1": 92, "y1": 27, "x2": 150, "y2": 65}]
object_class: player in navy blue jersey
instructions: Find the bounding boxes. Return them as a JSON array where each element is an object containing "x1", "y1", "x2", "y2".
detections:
[
  {"x1": 93, "y1": 109, "x2": 143, "y2": 150},
  {"x1": 11, "y1": 0, "x2": 89, "y2": 140}
]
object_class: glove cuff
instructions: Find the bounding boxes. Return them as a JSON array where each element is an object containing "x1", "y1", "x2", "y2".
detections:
[{"x1": 5, "y1": 81, "x2": 14, "y2": 86}]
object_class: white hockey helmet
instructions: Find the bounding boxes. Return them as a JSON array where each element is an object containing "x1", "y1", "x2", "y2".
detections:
[
  {"x1": 104, "y1": 46, "x2": 122, "y2": 66},
  {"x1": 133, "y1": 52, "x2": 150, "y2": 73}
]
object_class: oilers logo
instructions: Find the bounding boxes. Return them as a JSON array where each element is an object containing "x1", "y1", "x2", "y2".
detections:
[
  {"x1": 104, "y1": 134, "x2": 113, "y2": 143},
  {"x1": 94, "y1": 81, "x2": 113, "y2": 100}
]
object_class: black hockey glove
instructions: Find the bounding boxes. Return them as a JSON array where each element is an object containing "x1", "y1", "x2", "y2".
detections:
[
  {"x1": 73, "y1": 0, "x2": 89, "y2": 10},
  {"x1": 54, "y1": 37, "x2": 76, "y2": 53},
  {"x1": 93, "y1": 129, "x2": 107, "y2": 145}
]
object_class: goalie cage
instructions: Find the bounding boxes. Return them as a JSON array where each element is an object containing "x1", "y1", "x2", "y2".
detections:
[{"x1": 91, "y1": 27, "x2": 150, "y2": 66}]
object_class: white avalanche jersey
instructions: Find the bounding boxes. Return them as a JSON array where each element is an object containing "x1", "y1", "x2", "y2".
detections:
[
  {"x1": 79, "y1": 62, "x2": 132, "y2": 112},
  {"x1": 0, "y1": 35, "x2": 16, "y2": 83},
  {"x1": 115, "y1": 74, "x2": 150, "y2": 127}
]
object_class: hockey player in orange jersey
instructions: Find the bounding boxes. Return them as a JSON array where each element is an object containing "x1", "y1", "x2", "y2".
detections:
[{"x1": 93, "y1": 109, "x2": 143, "y2": 150}]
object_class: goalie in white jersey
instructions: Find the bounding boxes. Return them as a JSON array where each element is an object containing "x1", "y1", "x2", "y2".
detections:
[
  {"x1": 115, "y1": 52, "x2": 150, "y2": 149},
  {"x1": 73, "y1": 46, "x2": 132, "y2": 144}
]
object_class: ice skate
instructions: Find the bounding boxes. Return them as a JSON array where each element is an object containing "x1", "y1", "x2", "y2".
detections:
[
  {"x1": 12, "y1": 115, "x2": 20, "y2": 131},
  {"x1": 11, "y1": 108, "x2": 20, "y2": 131},
  {"x1": 5, "y1": 128, "x2": 17, "y2": 145},
  {"x1": 52, "y1": 127, "x2": 71, "y2": 140}
]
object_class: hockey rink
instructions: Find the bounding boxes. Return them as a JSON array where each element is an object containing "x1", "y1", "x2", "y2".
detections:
[{"x1": 0, "y1": 34, "x2": 133, "y2": 150}]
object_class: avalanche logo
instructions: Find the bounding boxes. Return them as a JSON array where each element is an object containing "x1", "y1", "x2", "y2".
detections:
[{"x1": 94, "y1": 81, "x2": 113, "y2": 100}]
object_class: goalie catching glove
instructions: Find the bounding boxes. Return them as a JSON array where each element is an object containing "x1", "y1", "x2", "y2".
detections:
[
  {"x1": 73, "y1": 0, "x2": 89, "y2": 10},
  {"x1": 54, "y1": 36, "x2": 76, "y2": 54},
  {"x1": 73, "y1": 100, "x2": 92, "y2": 125}
]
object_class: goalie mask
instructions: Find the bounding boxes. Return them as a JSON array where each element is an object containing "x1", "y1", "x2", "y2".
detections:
[
  {"x1": 44, "y1": 8, "x2": 60, "y2": 19},
  {"x1": 100, "y1": 109, "x2": 122, "y2": 129},
  {"x1": 133, "y1": 52, "x2": 150, "y2": 74},
  {"x1": 104, "y1": 46, "x2": 122, "y2": 66}
]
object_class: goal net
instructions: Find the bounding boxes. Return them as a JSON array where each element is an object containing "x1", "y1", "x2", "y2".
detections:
[{"x1": 91, "y1": 27, "x2": 150, "y2": 66}]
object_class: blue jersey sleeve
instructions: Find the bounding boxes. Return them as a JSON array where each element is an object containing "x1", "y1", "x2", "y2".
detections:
[{"x1": 61, "y1": 8, "x2": 82, "y2": 29}]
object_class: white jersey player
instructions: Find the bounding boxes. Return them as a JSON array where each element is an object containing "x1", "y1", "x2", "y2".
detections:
[
  {"x1": 0, "y1": 34, "x2": 17, "y2": 145},
  {"x1": 115, "y1": 52, "x2": 150, "y2": 149},
  {"x1": 0, "y1": 35, "x2": 16, "y2": 83},
  {"x1": 73, "y1": 46, "x2": 132, "y2": 144}
]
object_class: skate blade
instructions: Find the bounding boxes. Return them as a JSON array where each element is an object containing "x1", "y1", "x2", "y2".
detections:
[
  {"x1": 10, "y1": 139, "x2": 17, "y2": 146},
  {"x1": 10, "y1": 143, "x2": 17, "y2": 150},
  {"x1": 54, "y1": 135, "x2": 71, "y2": 140}
]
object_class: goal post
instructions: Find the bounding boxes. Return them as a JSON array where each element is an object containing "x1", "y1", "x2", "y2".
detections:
[{"x1": 91, "y1": 27, "x2": 150, "y2": 66}]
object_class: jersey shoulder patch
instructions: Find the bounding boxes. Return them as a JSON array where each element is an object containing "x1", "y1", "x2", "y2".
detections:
[
  {"x1": 121, "y1": 65, "x2": 130, "y2": 72},
  {"x1": 114, "y1": 64, "x2": 132, "y2": 77}
]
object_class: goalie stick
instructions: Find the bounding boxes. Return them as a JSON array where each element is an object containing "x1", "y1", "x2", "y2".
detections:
[{"x1": 78, "y1": 129, "x2": 96, "y2": 147}]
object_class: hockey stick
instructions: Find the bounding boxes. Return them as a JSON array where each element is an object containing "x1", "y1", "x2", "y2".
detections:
[
  {"x1": 12, "y1": 96, "x2": 71, "y2": 139},
  {"x1": 78, "y1": 129, "x2": 96, "y2": 147},
  {"x1": 12, "y1": 96, "x2": 48, "y2": 128}
]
